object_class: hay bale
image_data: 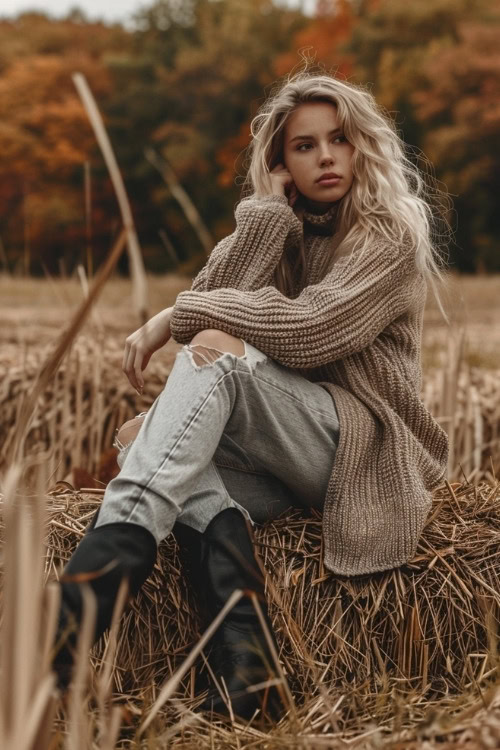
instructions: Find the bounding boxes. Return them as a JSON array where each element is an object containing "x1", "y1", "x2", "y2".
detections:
[
  {"x1": 44, "y1": 478, "x2": 500, "y2": 712},
  {"x1": 255, "y1": 479, "x2": 500, "y2": 701}
]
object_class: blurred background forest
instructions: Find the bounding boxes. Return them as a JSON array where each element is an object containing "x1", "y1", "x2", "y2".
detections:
[{"x1": 0, "y1": 0, "x2": 498, "y2": 278}]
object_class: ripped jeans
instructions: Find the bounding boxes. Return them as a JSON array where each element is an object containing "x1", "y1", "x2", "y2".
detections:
[{"x1": 94, "y1": 340, "x2": 340, "y2": 542}]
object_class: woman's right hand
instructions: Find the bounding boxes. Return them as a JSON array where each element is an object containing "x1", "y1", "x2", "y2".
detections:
[
  {"x1": 122, "y1": 306, "x2": 173, "y2": 393},
  {"x1": 269, "y1": 163, "x2": 299, "y2": 207},
  {"x1": 269, "y1": 163, "x2": 304, "y2": 221}
]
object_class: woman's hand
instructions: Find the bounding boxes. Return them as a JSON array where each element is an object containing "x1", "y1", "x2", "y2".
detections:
[
  {"x1": 269, "y1": 163, "x2": 300, "y2": 207},
  {"x1": 122, "y1": 306, "x2": 173, "y2": 392},
  {"x1": 269, "y1": 163, "x2": 304, "y2": 221}
]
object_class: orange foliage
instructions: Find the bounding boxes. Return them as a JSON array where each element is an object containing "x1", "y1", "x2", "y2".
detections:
[
  {"x1": 0, "y1": 2, "x2": 497, "y2": 273},
  {"x1": 215, "y1": 120, "x2": 252, "y2": 188},
  {"x1": 412, "y1": 22, "x2": 500, "y2": 134},
  {"x1": 0, "y1": 54, "x2": 111, "y2": 186},
  {"x1": 274, "y1": 0, "x2": 355, "y2": 78},
  {"x1": 409, "y1": 21, "x2": 500, "y2": 195},
  {"x1": 0, "y1": 16, "x2": 130, "y2": 272}
]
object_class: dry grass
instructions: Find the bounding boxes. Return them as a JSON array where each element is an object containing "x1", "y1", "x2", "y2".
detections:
[
  {"x1": 2, "y1": 270, "x2": 499, "y2": 368},
  {"x1": 2, "y1": 476, "x2": 500, "y2": 747},
  {"x1": 1, "y1": 270, "x2": 500, "y2": 747},
  {"x1": 422, "y1": 272, "x2": 500, "y2": 371},
  {"x1": 1, "y1": 272, "x2": 499, "y2": 483},
  {"x1": 2, "y1": 335, "x2": 499, "y2": 485}
]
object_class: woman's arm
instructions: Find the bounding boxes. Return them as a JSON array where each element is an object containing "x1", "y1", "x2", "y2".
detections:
[
  {"x1": 189, "y1": 195, "x2": 303, "y2": 293},
  {"x1": 170, "y1": 234, "x2": 425, "y2": 369}
]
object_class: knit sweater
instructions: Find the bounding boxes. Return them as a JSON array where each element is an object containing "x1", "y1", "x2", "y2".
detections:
[{"x1": 170, "y1": 194, "x2": 449, "y2": 577}]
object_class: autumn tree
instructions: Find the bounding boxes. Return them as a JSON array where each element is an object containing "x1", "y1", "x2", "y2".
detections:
[
  {"x1": 411, "y1": 18, "x2": 500, "y2": 271},
  {"x1": 0, "y1": 14, "x2": 129, "y2": 273},
  {"x1": 0, "y1": 1, "x2": 498, "y2": 274},
  {"x1": 341, "y1": 0, "x2": 500, "y2": 271},
  {"x1": 127, "y1": 0, "x2": 309, "y2": 260}
]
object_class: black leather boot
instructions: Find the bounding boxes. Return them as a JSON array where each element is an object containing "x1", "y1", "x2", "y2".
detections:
[
  {"x1": 53, "y1": 515, "x2": 157, "y2": 690},
  {"x1": 171, "y1": 522, "x2": 205, "y2": 601},
  {"x1": 190, "y1": 508, "x2": 285, "y2": 722}
]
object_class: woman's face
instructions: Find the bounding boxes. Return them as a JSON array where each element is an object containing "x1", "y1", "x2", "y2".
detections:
[{"x1": 283, "y1": 101, "x2": 355, "y2": 211}]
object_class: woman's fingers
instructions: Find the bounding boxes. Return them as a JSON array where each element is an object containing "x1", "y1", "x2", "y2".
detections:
[
  {"x1": 123, "y1": 335, "x2": 148, "y2": 393},
  {"x1": 270, "y1": 163, "x2": 298, "y2": 204},
  {"x1": 122, "y1": 340, "x2": 130, "y2": 374},
  {"x1": 123, "y1": 345, "x2": 136, "y2": 389},
  {"x1": 133, "y1": 348, "x2": 144, "y2": 391},
  {"x1": 123, "y1": 343, "x2": 132, "y2": 380},
  {"x1": 122, "y1": 340, "x2": 142, "y2": 393}
]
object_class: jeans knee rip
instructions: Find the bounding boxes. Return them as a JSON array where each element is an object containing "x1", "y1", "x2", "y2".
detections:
[{"x1": 183, "y1": 343, "x2": 247, "y2": 369}]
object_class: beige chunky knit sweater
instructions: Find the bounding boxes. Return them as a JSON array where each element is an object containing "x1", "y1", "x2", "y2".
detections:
[{"x1": 170, "y1": 194, "x2": 449, "y2": 577}]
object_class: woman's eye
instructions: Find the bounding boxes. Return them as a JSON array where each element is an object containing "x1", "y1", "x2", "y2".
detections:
[{"x1": 297, "y1": 135, "x2": 346, "y2": 151}]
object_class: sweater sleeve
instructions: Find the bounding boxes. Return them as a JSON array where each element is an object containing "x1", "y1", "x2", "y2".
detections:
[
  {"x1": 188, "y1": 194, "x2": 303, "y2": 293},
  {"x1": 170, "y1": 233, "x2": 424, "y2": 369}
]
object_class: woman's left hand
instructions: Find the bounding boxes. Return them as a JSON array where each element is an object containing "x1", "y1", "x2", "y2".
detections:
[{"x1": 122, "y1": 306, "x2": 173, "y2": 393}]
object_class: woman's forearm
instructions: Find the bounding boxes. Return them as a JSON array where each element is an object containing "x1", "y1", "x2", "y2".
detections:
[{"x1": 189, "y1": 195, "x2": 303, "y2": 294}]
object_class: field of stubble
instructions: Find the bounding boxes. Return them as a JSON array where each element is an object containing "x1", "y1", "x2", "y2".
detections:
[{"x1": 0, "y1": 271, "x2": 500, "y2": 749}]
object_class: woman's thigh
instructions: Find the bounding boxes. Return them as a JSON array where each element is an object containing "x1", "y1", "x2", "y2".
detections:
[
  {"x1": 214, "y1": 463, "x2": 302, "y2": 522},
  {"x1": 214, "y1": 341, "x2": 340, "y2": 511}
]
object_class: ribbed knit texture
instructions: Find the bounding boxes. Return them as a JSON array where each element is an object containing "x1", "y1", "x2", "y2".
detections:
[{"x1": 170, "y1": 194, "x2": 449, "y2": 577}]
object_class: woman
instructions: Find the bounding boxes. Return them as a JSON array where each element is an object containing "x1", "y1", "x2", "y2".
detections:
[{"x1": 53, "y1": 68, "x2": 451, "y2": 721}]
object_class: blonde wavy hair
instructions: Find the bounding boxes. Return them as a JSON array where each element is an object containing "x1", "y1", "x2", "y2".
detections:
[{"x1": 239, "y1": 64, "x2": 454, "y2": 323}]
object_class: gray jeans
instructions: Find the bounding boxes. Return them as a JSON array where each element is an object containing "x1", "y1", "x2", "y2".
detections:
[{"x1": 95, "y1": 340, "x2": 340, "y2": 542}]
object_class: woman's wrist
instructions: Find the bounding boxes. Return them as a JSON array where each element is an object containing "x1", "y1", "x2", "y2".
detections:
[
  {"x1": 161, "y1": 305, "x2": 173, "y2": 320},
  {"x1": 258, "y1": 193, "x2": 289, "y2": 204},
  {"x1": 164, "y1": 307, "x2": 173, "y2": 335},
  {"x1": 150, "y1": 306, "x2": 172, "y2": 344}
]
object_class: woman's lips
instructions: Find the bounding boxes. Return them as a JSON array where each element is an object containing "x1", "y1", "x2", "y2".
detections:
[{"x1": 317, "y1": 177, "x2": 341, "y2": 186}]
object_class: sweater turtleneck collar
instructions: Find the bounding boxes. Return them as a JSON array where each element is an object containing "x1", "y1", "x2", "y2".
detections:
[{"x1": 302, "y1": 202, "x2": 338, "y2": 236}]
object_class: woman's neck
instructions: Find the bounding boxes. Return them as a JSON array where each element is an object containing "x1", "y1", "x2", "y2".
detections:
[
  {"x1": 302, "y1": 197, "x2": 337, "y2": 215},
  {"x1": 302, "y1": 201, "x2": 339, "y2": 236}
]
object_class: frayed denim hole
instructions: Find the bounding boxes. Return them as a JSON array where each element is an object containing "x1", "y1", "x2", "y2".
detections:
[
  {"x1": 183, "y1": 343, "x2": 246, "y2": 369},
  {"x1": 184, "y1": 343, "x2": 222, "y2": 367}
]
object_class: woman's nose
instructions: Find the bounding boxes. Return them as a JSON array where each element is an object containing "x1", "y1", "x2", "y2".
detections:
[{"x1": 319, "y1": 146, "x2": 334, "y2": 164}]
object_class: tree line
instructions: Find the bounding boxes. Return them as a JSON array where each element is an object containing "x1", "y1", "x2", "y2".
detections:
[{"x1": 0, "y1": 0, "x2": 498, "y2": 276}]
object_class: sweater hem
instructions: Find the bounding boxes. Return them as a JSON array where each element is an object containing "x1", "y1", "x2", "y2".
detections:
[{"x1": 321, "y1": 552, "x2": 413, "y2": 578}]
